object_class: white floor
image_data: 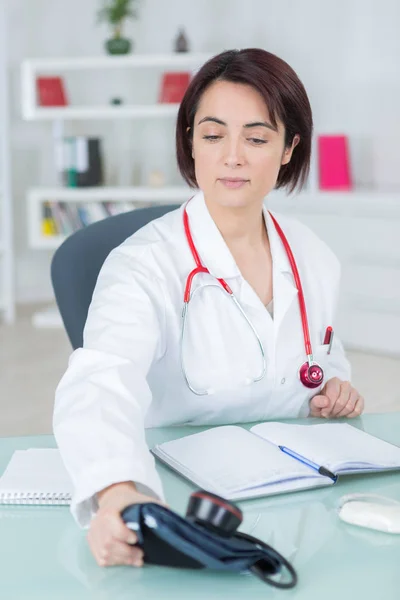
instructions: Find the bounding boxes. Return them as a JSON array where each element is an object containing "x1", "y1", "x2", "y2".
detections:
[{"x1": 1, "y1": 304, "x2": 399, "y2": 437}]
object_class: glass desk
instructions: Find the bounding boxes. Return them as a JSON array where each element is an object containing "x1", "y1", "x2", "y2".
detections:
[{"x1": 1, "y1": 413, "x2": 399, "y2": 599}]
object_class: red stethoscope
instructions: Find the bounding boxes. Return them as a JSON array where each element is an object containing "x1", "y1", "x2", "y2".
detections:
[{"x1": 180, "y1": 202, "x2": 324, "y2": 396}]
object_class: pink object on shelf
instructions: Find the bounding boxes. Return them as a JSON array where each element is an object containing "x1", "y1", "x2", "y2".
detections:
[{"x1": 317, "y1": 135, "x2": 352, "y2": 190}]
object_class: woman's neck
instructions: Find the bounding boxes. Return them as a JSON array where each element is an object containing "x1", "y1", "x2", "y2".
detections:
[{"x1": 204, "y1": 195, "x2": 267, "y2": 250}]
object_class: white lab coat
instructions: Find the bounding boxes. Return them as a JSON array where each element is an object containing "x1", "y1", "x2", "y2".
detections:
[{"x1": 53, "y1": 190, "x2": 350, "y2": 527}]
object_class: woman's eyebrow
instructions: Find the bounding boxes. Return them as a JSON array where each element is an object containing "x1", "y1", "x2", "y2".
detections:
[{"x1": 197, "y1": 116, "x2": 277, "y2": 131}]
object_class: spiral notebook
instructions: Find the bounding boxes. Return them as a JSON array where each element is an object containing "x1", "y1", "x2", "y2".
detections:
[{"x1": 0, "y1": 449, "x2": 73, "y2": 505}]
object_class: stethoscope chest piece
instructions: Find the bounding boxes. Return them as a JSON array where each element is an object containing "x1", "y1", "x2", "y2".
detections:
[{"x1": 299, "y1": 361, "x2": 324, "y2": 389}]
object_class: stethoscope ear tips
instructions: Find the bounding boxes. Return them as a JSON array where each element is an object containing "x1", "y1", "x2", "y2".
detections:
[
  {"x1": 299, "y1": 362, "x2": 324, "y2": 389},
  {"x1": 186, "y1": 490, "x2": 243, "y2": 536}
]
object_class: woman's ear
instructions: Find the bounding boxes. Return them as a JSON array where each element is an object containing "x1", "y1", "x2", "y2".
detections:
[{"x1": 281, "y1": 134, "x2": 300, "y2": 165}]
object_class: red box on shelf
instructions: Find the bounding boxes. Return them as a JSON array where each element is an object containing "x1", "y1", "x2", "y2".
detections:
[
  {"x1": 159, "y1": 72, "x2": 191, "y2": 103},
  {"x1": 36, "y1": 76, "x2": 68, "y2": 107},
  {"x1": 318, "y1": 135, "x2": 352, "y2": 190}
]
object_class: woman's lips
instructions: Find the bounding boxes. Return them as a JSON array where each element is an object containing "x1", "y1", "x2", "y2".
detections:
[{"x1": 219, "y1": 178, "x2": 249, "y2": 189}]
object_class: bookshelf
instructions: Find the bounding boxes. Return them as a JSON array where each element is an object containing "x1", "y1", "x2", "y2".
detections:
[
  {"x1": 21, "y1": 52, "x2": 210, "y2": 328},
  {"x1": 0, "y1": 0, "x2": 14, "y2": 323}
]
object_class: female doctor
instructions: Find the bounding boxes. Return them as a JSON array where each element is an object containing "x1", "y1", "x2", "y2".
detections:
[{"x1": 53, "y1": 48, "x2": 364, "y2": 568}]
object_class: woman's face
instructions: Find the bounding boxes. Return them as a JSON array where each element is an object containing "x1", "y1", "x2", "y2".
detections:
[{"x1": 191, "y1": 80, "x2": 299, "y2": 208}]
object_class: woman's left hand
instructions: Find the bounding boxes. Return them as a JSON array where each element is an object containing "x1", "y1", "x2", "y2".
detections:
[{"x1": 309, "y1": 377, "x2": 364, "y2": 418}]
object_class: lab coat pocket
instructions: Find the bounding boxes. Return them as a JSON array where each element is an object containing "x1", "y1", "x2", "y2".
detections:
[
  {"x1": 181, "y1": 284, "x2": 263, "y2": 395},
  {"x1": 311, "y1": 343, "x2": 331, "y2": 381}
]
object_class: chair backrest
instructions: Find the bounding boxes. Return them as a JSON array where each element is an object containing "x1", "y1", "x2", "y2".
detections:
[{"x1": 51, "y1": 204, "x2": 180, "y2": 349}]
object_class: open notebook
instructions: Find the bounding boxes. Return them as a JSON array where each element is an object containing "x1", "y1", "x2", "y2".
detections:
[
  {"x1": 0, "y1": 449, "x2": 73, "y2": 505},
  {"x1": 151, "y1": 422, "x2": 400, "y2": 500}
]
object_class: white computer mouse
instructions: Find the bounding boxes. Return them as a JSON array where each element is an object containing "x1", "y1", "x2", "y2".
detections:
[{"x1": 338, "y1": 494, "x2": 400, "y2": 534}]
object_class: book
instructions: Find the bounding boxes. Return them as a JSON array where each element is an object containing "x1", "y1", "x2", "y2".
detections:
[
  {"x1": 159, "y1": 72, "x2": 191, "y2": 103},
  {"x1": 63, "y1": 137, "x2": 77, "y2": 188},
  {"x1": 317, "y1": 134, "x2": 352, "y2": 190},
  {"x1": 0, "y1": 449, "x2": 72, "y2": 505},
  {"x1": 152, "y1": 422, "x2": 400, "y2": 501},
  {"x1": 49, "y1": 201, "x2": 69, "y2": 235},
  {"x1": 36, "y1": 76, "x2": 67, "y2": 107},
  {"x1": 73, "y1": 137, "x2": 104, "y2": 187},
  {"x1": 41, "y1": 202, "x2": 58, "y2": 236}
]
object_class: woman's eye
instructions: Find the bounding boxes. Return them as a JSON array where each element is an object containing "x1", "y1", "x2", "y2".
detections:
[
  {"x1": 202, "y1": 135, "x2": 267, "y2": 144},
  {"x1": 249, "y1": 138, "x2": 267, "y2": 145}
]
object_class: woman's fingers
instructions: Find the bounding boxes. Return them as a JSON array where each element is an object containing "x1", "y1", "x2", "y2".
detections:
[
  {"x1": 336, "y1": 386, "x2": 359, "y2": 418},
  {"x1": 346, "y1": 395, "x2": 365, "y2": 418},
  {"x1": 107, "y1": 510, "x2": 138, "y2": 545},
  {"x1": 88, "y1": 508, "x2": 144, "y2": 568},
  {"x1": 87, "y1": 487, "x2": 167, "y2": 568},
  {"x1": 324, "y1": 381, "x2": 352, "y2": 417},
  {"x1": 309, "y1": 394, "x2": 330, "y2": 417},
  {"x1": 96, "y1": 539, "x2": 144, "y2": 568},
  {"x1": 310, "y1": 378, "x2": 364, "y2": 420}
]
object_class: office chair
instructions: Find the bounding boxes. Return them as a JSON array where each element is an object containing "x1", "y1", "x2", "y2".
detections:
[{"x1": 51, "y1": 204, "x2": 180, "y2": 349}]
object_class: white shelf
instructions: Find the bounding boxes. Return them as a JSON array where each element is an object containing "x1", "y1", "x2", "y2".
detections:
[
  {"x1": 27, "y1": 185, "x2": 191, "y2": 249},
  {"x1": 29, "y1": 186, "x2": 400, "y2": 206},
  {"x1": 21, "y1": 52, "x2": 211, "y2": 121},
  {"x1": 27, "y1": 187, "x2": 400, "y2": 250},
  {"x1": 24, "y1": 103, "x2": 181, "y2": 121},
  {"x1": 29, "y1": 185, "x2": 191, "y2": 201},
  {"x1": 34, "y1": 235, "x2": 65, "y2": 250},
  {"x1": 267, "y1": 188, "x2": 400, "y2": 218},
  {"x1": 23, "y1": 53, "x2": 212, "y2": 71}
]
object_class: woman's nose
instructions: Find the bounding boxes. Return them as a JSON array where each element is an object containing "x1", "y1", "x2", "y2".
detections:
[{"x1": 223, "y1": 138, "x2": 245, "y2": 167}]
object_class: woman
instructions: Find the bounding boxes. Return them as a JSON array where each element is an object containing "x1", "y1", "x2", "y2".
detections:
[{"x1": 53, "y1": 48, "x2": 364, "y2": 568}]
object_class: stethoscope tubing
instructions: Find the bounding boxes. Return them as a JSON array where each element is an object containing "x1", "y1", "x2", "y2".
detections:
[{"x1": 181, "y1": 200, "x2": 324, "y2": 394}]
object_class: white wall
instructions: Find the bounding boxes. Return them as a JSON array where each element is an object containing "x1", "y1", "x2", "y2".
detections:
[{"x1": 6, "y1": 0, "x2": 400, "y2": 302}]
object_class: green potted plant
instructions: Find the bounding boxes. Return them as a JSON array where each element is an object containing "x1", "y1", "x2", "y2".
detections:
[{"x1": 97, "y1": 0, "x2": 140, "y2": 55}]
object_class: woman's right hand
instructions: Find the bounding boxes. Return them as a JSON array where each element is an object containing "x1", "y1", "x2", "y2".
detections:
[{"x1": 87, "y1": 481, "x2": 163, "y2": 568}]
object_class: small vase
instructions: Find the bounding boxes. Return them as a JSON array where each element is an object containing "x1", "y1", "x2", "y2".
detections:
[{"x1": 105, "y1": 37, "x2": 132, "y2": 55}]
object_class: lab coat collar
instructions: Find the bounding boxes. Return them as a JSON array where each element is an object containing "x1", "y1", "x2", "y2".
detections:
[
  {"x1": 183, "y1": 190, "x2": 295, "y2": 280},
  {"x1": 263, "y1": 208, "x2": 292, "y2": 275},
  {"x1": 183, "y1": 191, "x2": 298, "y2": 326},
  {"x1": 264, "y1": 208, "x2": 299, "y2": 329},
  {"x1": 184, "y1": 190, "x2": 240, "y2": 279}
]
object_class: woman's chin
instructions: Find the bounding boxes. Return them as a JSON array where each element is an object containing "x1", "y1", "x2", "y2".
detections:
[{"x1": 213, "y1": 191, "x2": 257, "y2": 209}]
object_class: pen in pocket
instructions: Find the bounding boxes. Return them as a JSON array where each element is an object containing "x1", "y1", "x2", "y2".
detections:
[{"x1": 323, "y1": 326, "x2": 334, "y2": 355}]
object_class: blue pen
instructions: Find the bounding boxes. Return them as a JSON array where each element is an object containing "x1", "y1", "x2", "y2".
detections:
[{"x1": 279, "y1": 445, "x2": 337, "y2": 482}]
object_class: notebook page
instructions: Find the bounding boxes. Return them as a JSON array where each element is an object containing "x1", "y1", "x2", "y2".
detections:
[
  {"x1": 0, "y1": 449, "x2": 73, "y2": 495},
  {"x1": 152, "y1": 425, "x2": 322, "y2": 495},
  {"x1": 250, "y1": 422, "x2": 400, "y2": 473}
]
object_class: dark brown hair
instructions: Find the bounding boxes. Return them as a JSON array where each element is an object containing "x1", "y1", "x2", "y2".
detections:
[{"x1": 176, "y1": 48, "x2": 313, "y2": 194}]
